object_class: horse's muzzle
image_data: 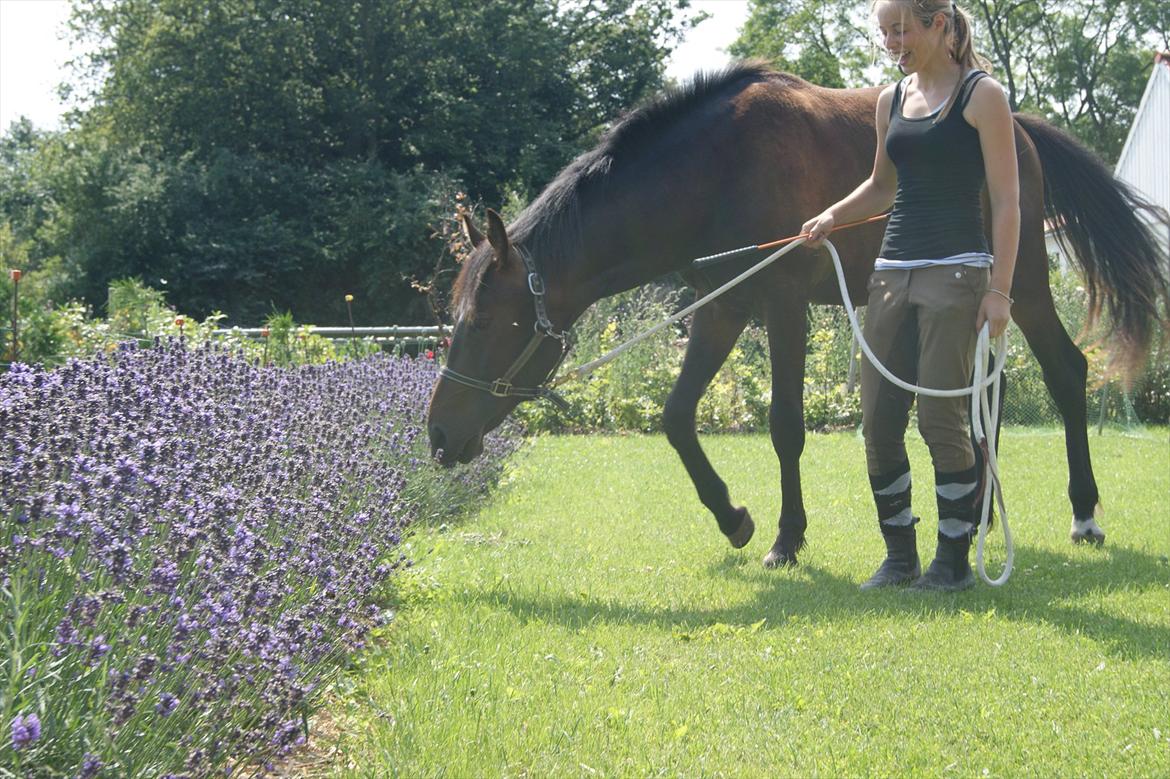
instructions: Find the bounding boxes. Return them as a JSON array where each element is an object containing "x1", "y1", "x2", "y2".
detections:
[{"x1": 428, "y1": 423, "x2": 484, "y2": 466}]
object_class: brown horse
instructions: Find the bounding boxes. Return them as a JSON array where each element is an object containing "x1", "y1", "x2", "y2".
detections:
[{"x1": 426, "y1": 62, "x2": 1169, "y2": 567}]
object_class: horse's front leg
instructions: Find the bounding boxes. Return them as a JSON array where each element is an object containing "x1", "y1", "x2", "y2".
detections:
[
  {"x1": 662, "y1": 304, "x2": 753, "y2": 547},
  {"x1": 763, "y1": 301, "x2": 810, "y2": 568}
]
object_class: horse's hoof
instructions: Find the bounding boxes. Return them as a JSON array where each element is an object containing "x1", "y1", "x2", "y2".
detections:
[
  {"x1": 763, "y1": 539, "x2": 798, "y2": 569},
  {"x1": 726, "y1": 507, "x2": 755, "y2": 549},
  {"x1": 1070, "y1": 517, "x2": 1106, "y2": 546},
  {"x1": 763, "y1": 522, "x2": 806, "y2": 569},
  {"x1": 762, "y1": 545, "x2": 796, "y2": 569}
]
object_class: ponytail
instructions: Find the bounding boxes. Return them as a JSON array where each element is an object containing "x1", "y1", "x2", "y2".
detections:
[{"x1": 950, "y1": 3, "x2": 992, "y2": 72}]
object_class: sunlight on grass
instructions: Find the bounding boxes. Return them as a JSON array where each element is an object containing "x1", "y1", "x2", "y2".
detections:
[{"x1": 321, "y1": 430, "x2": 1169, "y2": 777}]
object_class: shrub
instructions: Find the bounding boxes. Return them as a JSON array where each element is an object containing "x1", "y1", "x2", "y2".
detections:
[
  {"x1": 0, "y1": 342, "x2": 517, "y2": 775},
  {"x1": 514, "y1": 269, "x2": 1166, "y2": 433},
  {"x1": 515, "y1": 288, "x2": 861, "y2": 434}
]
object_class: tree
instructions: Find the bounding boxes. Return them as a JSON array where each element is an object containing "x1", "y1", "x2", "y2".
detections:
[
  {"x1": 730, "y1": 1, "x2": 878, "y2": 88},
  {"x1": 732, "y1": 0, "x2": 1167, "y2": 161},
  {"x1": 2, "y1": 0, "x2": 694, "y2": 324}
]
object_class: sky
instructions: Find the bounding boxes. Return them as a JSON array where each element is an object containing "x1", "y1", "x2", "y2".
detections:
[
  {"x1": 0, "y1": 0, "x2": 75, "y2": 131},
  {"x1": 0, "y1": 0, "x2": 750, "y2": 133}
]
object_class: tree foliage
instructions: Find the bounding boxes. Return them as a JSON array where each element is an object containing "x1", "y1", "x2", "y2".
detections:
[
  {"x1": 732, "y1": 0, "x2": 1167, "y2": 160},
  {"x1": 730, "y1": 1, "x2": 878, "y2": 88},
  {"x1": 1, "y1": 0, "x2": 692, "y2": 324}
]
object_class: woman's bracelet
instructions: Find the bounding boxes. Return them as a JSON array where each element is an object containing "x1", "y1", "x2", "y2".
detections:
[{"x1": 986, "y1": 287, "x2": 1014, "y2": 305}]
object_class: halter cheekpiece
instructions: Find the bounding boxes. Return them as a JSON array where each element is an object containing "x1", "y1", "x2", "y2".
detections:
[{"x1": 439, "y1": 245, "x2": 573, "y2": 410}]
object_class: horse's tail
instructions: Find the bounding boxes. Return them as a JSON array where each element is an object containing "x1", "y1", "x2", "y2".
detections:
[{"x1": 1015, "y1": 112, "x2": 1170, "y2": 379}]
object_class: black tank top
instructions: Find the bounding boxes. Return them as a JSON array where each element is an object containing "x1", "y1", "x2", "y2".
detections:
[{"x1": 878, "y1": 70, "x2": 990, "y2": 262}]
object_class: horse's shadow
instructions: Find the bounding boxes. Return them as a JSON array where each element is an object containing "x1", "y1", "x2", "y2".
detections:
[{"x1": 458, "y1": 542, "x2": 1169, "y2": 660}]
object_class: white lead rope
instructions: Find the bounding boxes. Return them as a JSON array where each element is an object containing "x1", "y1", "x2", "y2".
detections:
[
  {"x1": 553, "y1": 235, "x2": 1013, "y2": 585},
  {"x1": 553, "y1": 235, "x2": 811, "y2": 386}
]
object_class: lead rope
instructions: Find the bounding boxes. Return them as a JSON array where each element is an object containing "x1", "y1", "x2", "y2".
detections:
[{"x1": 551, "y1": 233, "x2": 1012, "y2": 585}]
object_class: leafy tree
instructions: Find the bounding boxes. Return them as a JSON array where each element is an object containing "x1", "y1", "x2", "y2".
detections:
[
  {"x1": 730, "y1": 1, "x2": 878, "y2": 87},
  {"x1": 2, "y1": 0, "x2": 693, "y2": 324},
  {"x1": 732, "y1": 0, "x2": 1167, "y2": 160}
]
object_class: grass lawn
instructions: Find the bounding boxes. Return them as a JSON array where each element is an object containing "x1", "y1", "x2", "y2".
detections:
[{"x1": 314, "y1": 429, "x2": 1169, "y2": 777}]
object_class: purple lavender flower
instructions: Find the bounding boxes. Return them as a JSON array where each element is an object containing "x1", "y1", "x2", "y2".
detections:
[
  {"x1": 11, "y1": 712, "x2": 41, "y2": 750},
  {"x1": 77, "y1": 753, "x2": 103, "y2": 778},
  {"x1": 156, "y1": 692, "x2": 180, "y2": 718},
  {"x1": 1, "y1": 342, "x2": 519, "y2": 772}
]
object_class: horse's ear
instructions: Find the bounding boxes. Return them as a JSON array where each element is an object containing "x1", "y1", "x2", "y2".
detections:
[
  {"x1": 485, "y1": 208, "x2": 511, "y2": 267},
  {"x1": 459, "y1": 211, "x2": 486, "y2": 248}
]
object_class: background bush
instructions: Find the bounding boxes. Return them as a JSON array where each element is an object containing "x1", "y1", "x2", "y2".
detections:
[{"x1": 516, "y1": 270, "x2": 1168, "y2": 434}]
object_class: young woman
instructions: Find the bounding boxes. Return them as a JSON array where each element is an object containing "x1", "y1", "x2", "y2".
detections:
[{"x1": 801, "y1": 0, "x2": 1019, "y2": 591}]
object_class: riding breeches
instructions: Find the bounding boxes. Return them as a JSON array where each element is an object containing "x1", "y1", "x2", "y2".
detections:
[{"x1": 860, "y1": 264, "x2": 990, "y2": 476}]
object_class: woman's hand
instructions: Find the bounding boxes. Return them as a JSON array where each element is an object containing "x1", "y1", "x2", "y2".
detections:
[
  {"x1": 801, "y1": 211, "x2": 835, "y2": 248},
  {"x1": 976, "y1": 290, "x2": 1012, "y2": 338}
]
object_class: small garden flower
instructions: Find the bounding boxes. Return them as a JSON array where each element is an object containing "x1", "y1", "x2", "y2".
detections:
[{"x1": 11, "y1": 713, "x2": 41, "y2": 750}]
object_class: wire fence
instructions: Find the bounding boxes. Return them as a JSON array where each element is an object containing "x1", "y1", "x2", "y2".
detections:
[{"x1": 805, "y1": 305, "x2": 1166, "y2": 431}]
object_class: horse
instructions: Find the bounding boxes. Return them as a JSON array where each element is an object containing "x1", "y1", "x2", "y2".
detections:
[{"x1": 426, "y1": 61, "x2": 1169, "y2": 567}]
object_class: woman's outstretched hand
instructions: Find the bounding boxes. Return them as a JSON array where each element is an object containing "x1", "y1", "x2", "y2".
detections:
[{"x1": 801, "y1": 211, "x2": 835, "y2": 248}]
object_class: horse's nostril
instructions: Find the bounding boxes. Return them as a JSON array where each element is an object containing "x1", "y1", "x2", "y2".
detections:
[{"x1": 430, "y1": 425, "x2": 447, "y2": 455}]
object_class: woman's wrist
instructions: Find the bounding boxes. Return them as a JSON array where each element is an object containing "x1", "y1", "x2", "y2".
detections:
[{"x1": 985, "y1": 287, "x2": 1014, "y2": 305}]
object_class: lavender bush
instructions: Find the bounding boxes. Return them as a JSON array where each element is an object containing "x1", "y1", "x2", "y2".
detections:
[{"x1": 1, "y1": 340, "x2": 518, "y2": 776}]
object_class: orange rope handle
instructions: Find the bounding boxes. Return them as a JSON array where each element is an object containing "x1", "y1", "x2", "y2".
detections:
[{"x1": 755, "y1": 212, "x2": 890, "y2": 251}]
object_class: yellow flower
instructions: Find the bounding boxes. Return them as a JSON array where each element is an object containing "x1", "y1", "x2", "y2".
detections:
[{"x1": 345, "y1": 294, "x2": 354, "y2": 303}]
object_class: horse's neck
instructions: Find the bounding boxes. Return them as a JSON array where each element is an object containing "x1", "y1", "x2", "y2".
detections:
[{"x1": 569, "y1": 194, "x2": 697, "y2": 310}]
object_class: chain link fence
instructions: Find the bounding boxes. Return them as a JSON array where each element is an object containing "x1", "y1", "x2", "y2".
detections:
[{"x1": 805, "y1": 278, "x2": 1169, "y2": 431}]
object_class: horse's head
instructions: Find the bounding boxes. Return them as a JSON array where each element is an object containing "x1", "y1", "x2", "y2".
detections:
[{"x1": 426, "y1": 209, "x2": 570, "y2": 465}]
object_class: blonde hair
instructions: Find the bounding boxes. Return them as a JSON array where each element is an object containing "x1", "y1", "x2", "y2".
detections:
[{"x1": 874, "y1": 1, "x2": 993, "y2": 72}]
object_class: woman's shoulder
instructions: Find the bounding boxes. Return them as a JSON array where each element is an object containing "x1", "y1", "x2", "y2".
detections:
[
  {"x1": 967, "y1": 71, "x2": 1004, "y2": 92},
  {"x1": 966, "y1": 74, "x2": 1011, "y2": 110},
  {"x1": 962, "y1": 73, "x2": 1013, "y2": 128},
  {"x1": 876, "y1": 81, "x2": 901, "y2": 109}
]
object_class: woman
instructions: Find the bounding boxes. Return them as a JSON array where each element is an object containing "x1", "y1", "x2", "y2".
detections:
[{"x1": 801, "y1": 0, "x2": 1019, "y2": 591}]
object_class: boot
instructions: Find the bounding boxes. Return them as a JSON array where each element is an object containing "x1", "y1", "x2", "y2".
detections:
[
  {"x1": 910, "y1": 531, "x2": 975, "y2": 592},
  {"x1": 911, "y1": 466, "x2": 980, "y2": 591},
  {"x1": 861, "y1": 461, "x2": 919, "y2": 590},
  {"x1": 860, "y1": 521, "x2": 921, "y2": 590}
]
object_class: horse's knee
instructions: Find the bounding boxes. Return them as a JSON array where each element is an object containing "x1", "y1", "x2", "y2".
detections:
[
  {"x1": 769, "y1": 411, "x2": 805, "y2": 456},
  {"x1": 662, "y1": 395, "x2": 696, "y2": 448},
  {"x1": 768, "y1": 393, "x2": 804, "y2": 435}
]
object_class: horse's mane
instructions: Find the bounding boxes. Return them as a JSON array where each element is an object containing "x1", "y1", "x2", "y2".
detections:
[{"x1": 451, "y1": 60, "x2": 780, "y2": 323}]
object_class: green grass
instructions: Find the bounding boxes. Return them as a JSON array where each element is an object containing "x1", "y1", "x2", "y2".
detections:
[{"x1": 320, "y1": 430, "x2": 1169, "y2": 777}]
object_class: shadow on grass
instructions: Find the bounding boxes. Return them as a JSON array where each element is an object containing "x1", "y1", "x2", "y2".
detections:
[{"x1": 458, "y1": 542, "x2": 1170, "y2": 660}]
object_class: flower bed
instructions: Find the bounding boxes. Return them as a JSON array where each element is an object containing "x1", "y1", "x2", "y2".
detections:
[{"x1": 1, "y1": 341, "x2": 518, "y2": 776}]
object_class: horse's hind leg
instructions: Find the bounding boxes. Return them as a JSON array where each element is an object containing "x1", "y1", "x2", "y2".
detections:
[
  {"x1": 1012, "y1": 274, "x2": 1105, "y2": 544},
  {"x1": 663, "y1": 303, "x2": 754, "y2": 547}
]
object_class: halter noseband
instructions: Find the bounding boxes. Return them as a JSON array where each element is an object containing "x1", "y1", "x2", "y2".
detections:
[{"x1": 439, "y1": 245, "x2": 572, "y2": 410}]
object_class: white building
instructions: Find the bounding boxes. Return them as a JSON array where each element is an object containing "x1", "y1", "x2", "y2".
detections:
[{"x1": 1045, "y1": 52, "x2": 1170, "y2": 268}]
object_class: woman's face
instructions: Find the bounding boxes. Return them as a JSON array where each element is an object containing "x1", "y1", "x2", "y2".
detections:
[{"x1": 874, "y1": 2, "x2": 946, "y2": 73}]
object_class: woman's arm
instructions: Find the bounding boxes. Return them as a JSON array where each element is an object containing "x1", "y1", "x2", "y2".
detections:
[
  {"x1": 802, "y1": 85, "x2": 899, "y2": 247},
  {"x1": 965, "y1": 77, "x2": 1020, "y2": 338}
]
